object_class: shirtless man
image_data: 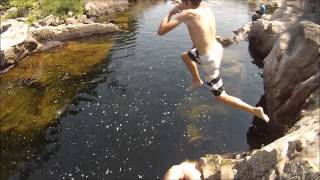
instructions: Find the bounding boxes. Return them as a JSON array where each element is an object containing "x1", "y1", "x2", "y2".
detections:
[{"x1": 158, "y1": 0, "x2": 269, "y2": 122}]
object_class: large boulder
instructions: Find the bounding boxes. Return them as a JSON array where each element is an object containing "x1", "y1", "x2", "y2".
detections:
[
  {"x1": 248, "y1": 0, "x2": 319, "y2": 64},
  {"x1": 248, "y1": 4, "x2": 296, "y2": 64},
  {"x1": 248, "y1": 19, "x2": 289, "y2": 63},
  {"x1": 0, "y1": 19, "x2": 39, "y2": 71},
  {"x1": 30, "y1": 22, "x2": 120, "y2": 42},
  {"x1": 192, "y1": 101, "x2": 320, "y2": 179},
  {"x1": 246, "y1": 0, "x2": 319, "y2": 133},
  {"x1": 263, "y1": 21, "x2": 320, "y2": 132},
  {"x1": 234, "y1": 106, "x2": 319, "y2": 179},
  {"x1": 84, "y1": 0, "x2": 129, "y2": 17}
]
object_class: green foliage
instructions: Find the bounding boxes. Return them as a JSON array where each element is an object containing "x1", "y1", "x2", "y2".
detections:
[
  {"x1": 9, "y1": 0, "x2": 34, "y2": 9},
  {"x1": 4, "y1": 0, "x2": 84, "y2": 20},
  {"x1": 26, "y1": 14, "x2": 37, "y2": 25},
  {"x1": 40, "y1": 0, "x2": 84, "y2": 16},
  {"x1": 0, "y1": 0, "x2": 10, "y2": 7},
  {"x1": 9, "y1": 0, "x2": 35, "y2": 17},
  {"x1": 4, "y1": 11, "x2": 18, "y2": 19}
]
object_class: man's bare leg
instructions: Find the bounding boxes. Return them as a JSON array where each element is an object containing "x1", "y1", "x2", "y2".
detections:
[
  {"x1": 216, "y1": 91, "x2": 269, "y2": 122},
  {"x1": 181, "y1": 52, "x2": 203, "y2": 91}
]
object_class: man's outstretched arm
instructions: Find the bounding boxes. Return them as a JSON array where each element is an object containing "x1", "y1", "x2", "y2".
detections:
[{"x1": 157, "y1": 6, "x2": 189, "y2": 36}]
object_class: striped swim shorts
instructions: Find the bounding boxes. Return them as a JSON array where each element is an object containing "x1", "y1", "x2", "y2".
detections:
[{"x1": 187, "y1": 45, "x2": 225, "y2": 96}]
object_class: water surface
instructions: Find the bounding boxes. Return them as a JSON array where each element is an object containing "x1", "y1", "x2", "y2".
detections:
[{"x1": 0, "y1": 1, "x2": 263, "y2": 179}]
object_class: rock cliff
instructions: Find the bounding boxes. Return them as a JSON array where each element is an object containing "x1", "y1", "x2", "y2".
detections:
[
  {"x1": 198, "y1": 100, "x2": 319, "y2": 179},
  {"x1": 247, "y1": 0, "x2": 320, "y2": 133}
]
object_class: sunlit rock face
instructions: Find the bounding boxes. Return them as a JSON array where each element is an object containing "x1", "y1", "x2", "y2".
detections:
[
  {"x1": 246, "y1": 0, "x2": 320, "y2": 133},
  {"x1": 263, "y1": 21, "x2": 320, "y2": 133},
  {"x1": 30, "y1": 22, "x2": 120, "y2": 42},
  {"x1": 248, "y1": 0, "x2": 319, "y2": 66},
  {"x1": 84, "y1": 0, "x2": 129, "y2": 17},
  {"x1": 0, "y1": 38, "x2": 113, "y2": 135},
  {"x1": 0, "y1": 20, "x2": 39, "y2": 71},
  {"x1": 198, "y1": 98, "x2": 319, "y2": 179}
]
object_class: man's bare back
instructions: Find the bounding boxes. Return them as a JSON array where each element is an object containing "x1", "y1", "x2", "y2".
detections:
[{"x1": 183, "y1": 6, "x2": 218, "y2": 55}]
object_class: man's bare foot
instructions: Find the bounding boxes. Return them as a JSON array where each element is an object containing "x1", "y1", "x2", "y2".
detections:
[
  {"x1": 187, "y1": 80, "x2": 203, "y2": 91},
  {"x1": 254, "y1": 107, "x2": 270, "y2": 122}
]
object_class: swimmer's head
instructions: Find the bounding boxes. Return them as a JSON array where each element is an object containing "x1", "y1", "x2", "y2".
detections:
[{"x1": 181, "y1": 0, "x2": 202, "y2": 7}]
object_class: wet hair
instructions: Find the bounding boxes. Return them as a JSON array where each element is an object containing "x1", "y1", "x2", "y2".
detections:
[{"x1": 182, "y1": 0, "x2": 202, "y2": 6}]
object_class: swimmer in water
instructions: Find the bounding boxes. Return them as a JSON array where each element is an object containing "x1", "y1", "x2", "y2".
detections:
[{"x1": 157, "y1": 0, "x2": 270, "y2": 122}]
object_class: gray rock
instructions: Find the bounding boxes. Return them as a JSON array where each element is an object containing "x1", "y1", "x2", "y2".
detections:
[
  {"x1": 77, "y1": 14, "x2": 89, "y2": 24},
  {"x1": 233, "y1": 23, "x2": 251, "y2": 43},
  {"x1": 84, "y1": 0, "x2": 129, "y2": 17},
  {"x1": 216, "y1": 36, "x2": 234, "y2": 48},
  {"x1": 7, "y1": 7, "x2": 18, "y2": 14},
  {"x1": 66, "y1": 17, "x2": 78, "y2": 25},
  {"x1": 248, "y1": 19, "x2": 288, "y2": 63},
  {"x1": 263, "y1": 21, "x2": 320, "y2": 132},
  {"x1": 30, "y1": 22, "x2": 120, "y2": 42},
  {"x1": 38, "y1": 41, "x2": 64, "y2": 51},
  {"x1": 38, "y1": 14, "x2": 55, "y2": 26},
  {"x1": 189, "y1": 105, "x2": 319, "y2": 180},
  {"x1": 68, "y1": 11, "x2": 74, "y2": 17},
  {"x1": 0, "y1": 20, "x2": 39, "y2": 69},
  {"x1": 51, "y1": 16, "x2": 62, "y2": 26}
]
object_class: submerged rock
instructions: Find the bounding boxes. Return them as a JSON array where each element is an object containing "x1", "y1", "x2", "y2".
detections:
[
  {"x1": 0, "y1": 39, "x2": 114, "y2": 134},
  {"x1": 216, "y1": 36, "x2": 234, "y2": 48}
]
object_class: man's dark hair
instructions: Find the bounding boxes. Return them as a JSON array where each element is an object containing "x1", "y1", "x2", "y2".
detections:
[{"x1": 182, "y1": 0, "x2": 202, "y2": 5}]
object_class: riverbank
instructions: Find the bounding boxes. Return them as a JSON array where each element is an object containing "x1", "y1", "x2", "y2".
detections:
[
  {"x1": 0, "y1": 0, "x2": 130, "y2": 73},
  {"x1": 175, "y1": 0, "x2": 320, "y2": 179}
]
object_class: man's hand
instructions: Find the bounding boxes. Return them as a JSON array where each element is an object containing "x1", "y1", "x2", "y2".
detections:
[
  {"x1": 170, "y1": 0, "x2": 182, "y2": 5},
  {"x1": 157, "y1": 1, "x2": 189, "y2": 36},
  {"x1": 169, "y1": 5, "x2": 182, "y2": 17}
]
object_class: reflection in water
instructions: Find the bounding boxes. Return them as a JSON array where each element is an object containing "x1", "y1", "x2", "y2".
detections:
[
  {"x1": 1, "y1": 123, "x2": 62, "y2": 179},
  {"x1": 1, "y1": 1, "x2": 267, "y2": 179}
]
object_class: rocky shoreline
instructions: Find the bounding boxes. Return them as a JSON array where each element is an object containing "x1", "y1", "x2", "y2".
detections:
[
  {"x1": 177, "y1": 0, "x2": 320, "y2": 179},
  {"x1": 0, "y1": 0, "x2": 130, "y2": 73}
]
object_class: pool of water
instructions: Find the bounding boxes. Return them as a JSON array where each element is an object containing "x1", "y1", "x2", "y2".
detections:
[{"x1": 0, "y1": 0, "x2": 263, "y2": 179}]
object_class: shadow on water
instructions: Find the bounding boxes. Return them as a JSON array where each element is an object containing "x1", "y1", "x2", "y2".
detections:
[{"x1": 246, "y1": 95, "x2": 280, "y2": 150}]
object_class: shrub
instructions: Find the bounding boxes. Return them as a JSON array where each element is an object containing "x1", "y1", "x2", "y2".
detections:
[
  {"x1": 26, "y1": 14, "x2": 37, "y2": 25},
  {"x1": 40, "y1": 0, "x2": 84, "y2": 17},
  {"x1": 9, "y1": 0, "x2": 35, "y2": 17},
  {"x1": 0, "y1": 0, "x2": 10, "y2": 7}
]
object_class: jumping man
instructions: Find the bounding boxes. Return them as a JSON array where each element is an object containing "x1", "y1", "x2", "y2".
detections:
[{"x1": 157, "y1": 0, "x2": 269, "y2": 122}]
